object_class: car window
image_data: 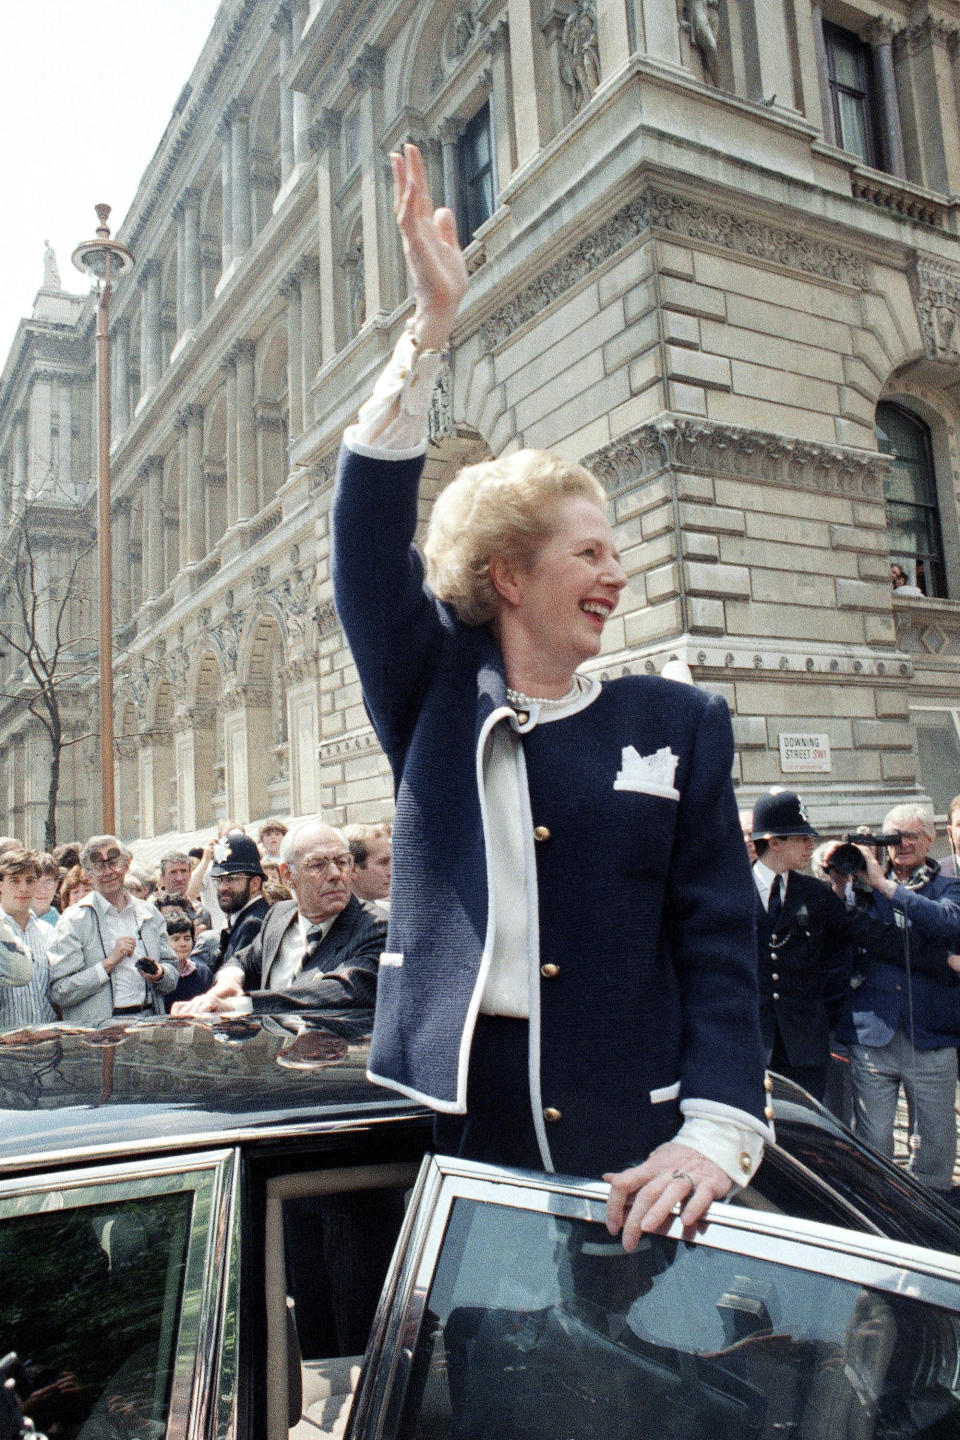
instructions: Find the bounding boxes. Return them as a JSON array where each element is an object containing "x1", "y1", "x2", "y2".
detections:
[
  {"x1": 357, "y1": 1162, "x2": 960, "y2": 1440},
  {"x1": 0, "y1": 1154, "x2": 235, "y2": 1440}
]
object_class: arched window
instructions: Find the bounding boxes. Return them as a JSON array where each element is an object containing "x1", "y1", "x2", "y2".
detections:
[{"x1": 876, "y1": 401, "x2": 945, "y2": 598}]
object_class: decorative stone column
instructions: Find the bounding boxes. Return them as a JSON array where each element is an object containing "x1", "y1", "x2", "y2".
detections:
[
  {"x1": 114, "y1": 499, "x2": 132, "y2": 623},
  {"x1": 221, "y1": 352, "x2": 239, "y2": 528},
  {"x1": 12, "y1": 412, "x2": 26, "y2": 510},
  {"x1": 29, "y1": 372, "x2": 52, "y2": 495},
  {"x1": 58, "y1": 379, "x2": 73, "y2": 495},
  {"x1": 180, "y1": 187, "x2": 202, "y2": 333},
  {"x1": 508, "y1": 0, "x2": 556, "y2": 162},
  {"x1": 219, "y1": 116, "x2": 234, "y2": 274},
  {"x1": 177, "y1": 403, "x2": 205, "y2": 568},
  {"x1": 282, "y1": 270, "x2": 304, "y2": 437},
  {"x1": 867, "y1": 18, "x2": 906, "y2": 177},
  {"x1": 290, "y1": 0, "x2": 311, "y2": 166},
  {"x1": 298, "y1": 255, "x2": 321, "y2": 426},
  {"x1": 309, "y1": 109, "x2": 343, "y2": 365},
  {"x1": 485, "y1": 20, "x2": 516, "y2": 187},
  {"x1": 637, "y1": 0, "x2": 682, "y2": 66},
  {"x1": 348, "y1": 46, "x2": 391, "y2": 321},
  {"x1": 140, "y1": 259, "x2": 162, "y2": 394},
  {"x1": 274, "y1": 5, "x2": 295, "y2": 185},
  {"x1": 229, "y1": 104, "x2": 253, "y2": 259},
  {"x1": 142, "y1": 456, "x2": 164, "y2": 601},
  {"x1": 233, "y1": 339, "x2": 258, "y2": 520},
  {"x1": 438, "y1": 116, "x2": 465, "y2": 214},
  {"x1": 810, "y1": 1, "x2": 837, "y2": 145},
  {"x1": 112, "y1": 317, "x2": 131, "y2": 435}
]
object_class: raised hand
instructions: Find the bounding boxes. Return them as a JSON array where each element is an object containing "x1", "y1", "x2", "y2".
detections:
[{"x1": 391, "y1": 142, "x2": 468, "y2": 350}]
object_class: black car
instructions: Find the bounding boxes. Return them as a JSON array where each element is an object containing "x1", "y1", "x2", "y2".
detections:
[{"x1": 1, "y1": 1013, "x2": 959, "y2": 1440}]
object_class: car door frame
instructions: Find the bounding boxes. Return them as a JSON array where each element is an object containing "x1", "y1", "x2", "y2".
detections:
[{"x1": 350, "y1": 1153, "x2": 960, "y2": 1440}]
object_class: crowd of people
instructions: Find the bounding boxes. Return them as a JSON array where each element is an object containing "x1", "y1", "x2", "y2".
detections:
[
  {"x1": 741, "y1": 789, "x2": 960, "y2": 1201},
  {"x1": 0, "y1": 816, "x2": 393, "y2": 1029}
]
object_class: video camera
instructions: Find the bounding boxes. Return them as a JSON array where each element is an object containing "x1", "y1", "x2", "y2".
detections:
[{"x1": 828, "y1": 828, "x2": 903, "y2": 876}]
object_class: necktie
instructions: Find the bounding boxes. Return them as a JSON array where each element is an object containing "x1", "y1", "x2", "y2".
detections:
[
  {"x1": 302, "y1": 925, "x2": 325, "y2": 971},
  {"x1": 767, "y1": 874, "x2": 783, "y2": 927}
]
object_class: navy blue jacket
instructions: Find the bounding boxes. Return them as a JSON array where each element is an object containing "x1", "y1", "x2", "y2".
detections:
[
  {"x1": 332, "y1": 445, "x2": 767, "y2": 1177},
  {"x1": 836, "y1": 866, "x2": 960, "y2": 1050}
]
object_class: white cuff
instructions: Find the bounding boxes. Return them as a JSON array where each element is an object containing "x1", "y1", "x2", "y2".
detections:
[
  {"x1": 673, "y1": 1115, "x2": 766, "y2": 1188},
  {"x1": 348, "y1": 327, "x2": 445, "y2": 453}
]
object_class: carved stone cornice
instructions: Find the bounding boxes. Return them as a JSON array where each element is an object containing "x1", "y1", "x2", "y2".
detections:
[
  {"x1": 348, "y1": 44, "x2": 384, "y2": 91},
  {"x1": 581, "y1": 417, "x2": 890, "y2": 500},
  {"x1": 894, "y1": 17, "x2": 960, "y2": 54},
  {"x1": 481, "y1": 189, "x2": 871, "y2": 350},
  {"x1": 484, "y1": 15, "x2": 509, "y2": 58},
  {"x1": 914, "y1": 251, "x2": 960, "y2": 363},
  {"x1": 308, "y1": 450, "x2": 339, "y2": 495},
  {"x1": 307, "y1": 108, "x2": 342, "y2": 154},
  {"x1": 894, "y1": 598, "x2": 960, "y2": 659},
  {"x1": 313, "y1": 599, "x2": 339, "y2": 636},
  {"x1": 865, "y1": 16, "x2": 897, "y2": 47},
  {"x1": 427, "y1": 360, "x2": 454, "y2": 444}
]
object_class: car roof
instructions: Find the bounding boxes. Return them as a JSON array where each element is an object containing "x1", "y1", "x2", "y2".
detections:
[{"x1": 0, "y1": 1013, "x2": 426, "y2": 1173}]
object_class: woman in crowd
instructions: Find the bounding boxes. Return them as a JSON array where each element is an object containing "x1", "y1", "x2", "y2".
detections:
[{"x1": 332, "y1": 145, "x2": 769, "y2": 1246}]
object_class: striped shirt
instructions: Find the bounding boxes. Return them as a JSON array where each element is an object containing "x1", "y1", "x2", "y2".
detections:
[{"x1": 0, "y1": 907, "x2": 57, "y2": 1028}]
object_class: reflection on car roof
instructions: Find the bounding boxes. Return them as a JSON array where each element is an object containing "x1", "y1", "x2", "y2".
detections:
[{"x1": 0, "y1": 1012, "x2": 428, "y2": 1169}]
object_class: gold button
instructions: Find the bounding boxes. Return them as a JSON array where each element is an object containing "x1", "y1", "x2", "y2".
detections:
[
  {"x1": 516, "y1": 711, "x2": 529, "y2": 725},
  {"x1": 765, "y1": 1106, "x2": 775, "y2": 1120},
  {"x1": 541, "y1": 963, "x2": 559, "y2": 979},
  {"x1": 533, "y1": 825, "x2": 551, "y2": 842},
  {"x1": 739, "y1": 1151, "x2": 753, "y2": 1175},
  {"x1": 543, "y1": 1107, "x2": 562, "y2": 1123},
  {"x1": 764, "y1": 1075, "x2": 774, "y2": 1093}
]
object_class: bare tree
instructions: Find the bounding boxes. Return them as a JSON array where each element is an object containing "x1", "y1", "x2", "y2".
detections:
[{"x1": 0, "y1": 502, "x2": 97, "y2": 848}]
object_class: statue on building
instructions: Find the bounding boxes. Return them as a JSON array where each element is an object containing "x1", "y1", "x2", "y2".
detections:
[
  {"x1": 681, "y1": 0, "x2": 721, "y2": 85},
  {"x1": 42, "y1": 240, "x2": 61, "y2": 291},
  {"x1": 559, "y1": 0, "x2": 601, "y2": 113}
]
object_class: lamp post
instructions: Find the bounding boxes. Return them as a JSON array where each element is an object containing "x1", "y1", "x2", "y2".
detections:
[{"x1": 72, "y1": 205, "x2": 134, "y2": 834}]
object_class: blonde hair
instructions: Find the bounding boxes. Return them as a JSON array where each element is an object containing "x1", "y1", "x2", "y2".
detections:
[{"x1": 424, "y1": 449, "x2": 607, "y2": 625}]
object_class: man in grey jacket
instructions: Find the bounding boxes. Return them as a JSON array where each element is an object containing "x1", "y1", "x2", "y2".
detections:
[{"x1": 49, "y1": 834, "x2": 177, "y2": 1025}]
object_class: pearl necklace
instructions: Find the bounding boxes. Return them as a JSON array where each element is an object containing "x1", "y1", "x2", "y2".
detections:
[{"x1": 507, "y1": 678, "x2": 581, "y2": 710}]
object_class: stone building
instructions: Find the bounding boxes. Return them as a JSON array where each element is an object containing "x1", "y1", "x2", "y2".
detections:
[{"x1": 3, "y1": 0, "x2": 960, "y2": 846}]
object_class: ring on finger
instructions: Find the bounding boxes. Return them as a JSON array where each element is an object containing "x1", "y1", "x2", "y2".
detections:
[{"x1": 671, "y1": 1169, "x2": 696, "y2": 1192}]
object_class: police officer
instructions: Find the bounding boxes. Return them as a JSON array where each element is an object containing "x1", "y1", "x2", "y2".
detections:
[
  {"x1": 751, "y1": 791, "x2": 899, "y2": 1101},
  {"x1": 209, "y1": 833, "x2": 270, "y2": 971}
]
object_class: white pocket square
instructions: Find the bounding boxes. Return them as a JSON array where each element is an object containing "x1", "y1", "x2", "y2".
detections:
[{"x1": 613, "y1": 745, "x2": 680, "y2": 800}]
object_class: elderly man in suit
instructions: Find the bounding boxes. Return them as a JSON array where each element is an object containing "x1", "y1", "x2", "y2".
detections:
[{"x1": 172, "y1": 819, "x2": 384, "y2": 1016}]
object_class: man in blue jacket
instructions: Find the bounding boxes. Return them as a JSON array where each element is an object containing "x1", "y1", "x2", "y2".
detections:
[{"x1": 832, "y1": 804, "x2": 960, "y2": 1196}]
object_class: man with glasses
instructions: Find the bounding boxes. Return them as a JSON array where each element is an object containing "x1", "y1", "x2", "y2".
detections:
[
  {"x1": 172, "y1": 819, "x2": 385, "y2": 1016},
  {"x1": 48, "y1": 835, "x2": 178, "y2": 1025},
  {"x1": 830, "y1": 805, "x2": 960, "y2": 1197}
]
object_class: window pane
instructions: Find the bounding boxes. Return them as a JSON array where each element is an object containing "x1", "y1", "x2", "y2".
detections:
[
  {"x1": 398, "y1": 1199, "x2": 960, "y2": 1439},
  {"x1": 876, "y1": 403, "x2": 946, "y2": 598},
  {"x1": 914, "y1": 710, "x2": 960, "y2": 817},
  {"x1": 458, "y1": 107, "x2": 494, "y2": 246},
  {"x1": 836, "y1": 91, "x2": 870, "y2": 162},
  {"x1": 0, "y1": 1190, "x2": 192, "y2": 1440}
]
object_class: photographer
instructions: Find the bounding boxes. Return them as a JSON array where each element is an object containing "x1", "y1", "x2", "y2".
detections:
[
  {"x1": 48, "y1": 835, "x2": 177, "y2": 1024},
  {"x1": 830, "y1": 805, "x2": 960, "y2": 1197}
]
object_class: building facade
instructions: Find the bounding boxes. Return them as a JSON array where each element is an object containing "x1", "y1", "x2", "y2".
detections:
[{"x1": 3, "y1": 0, "x2": 960, "y2": 846}]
